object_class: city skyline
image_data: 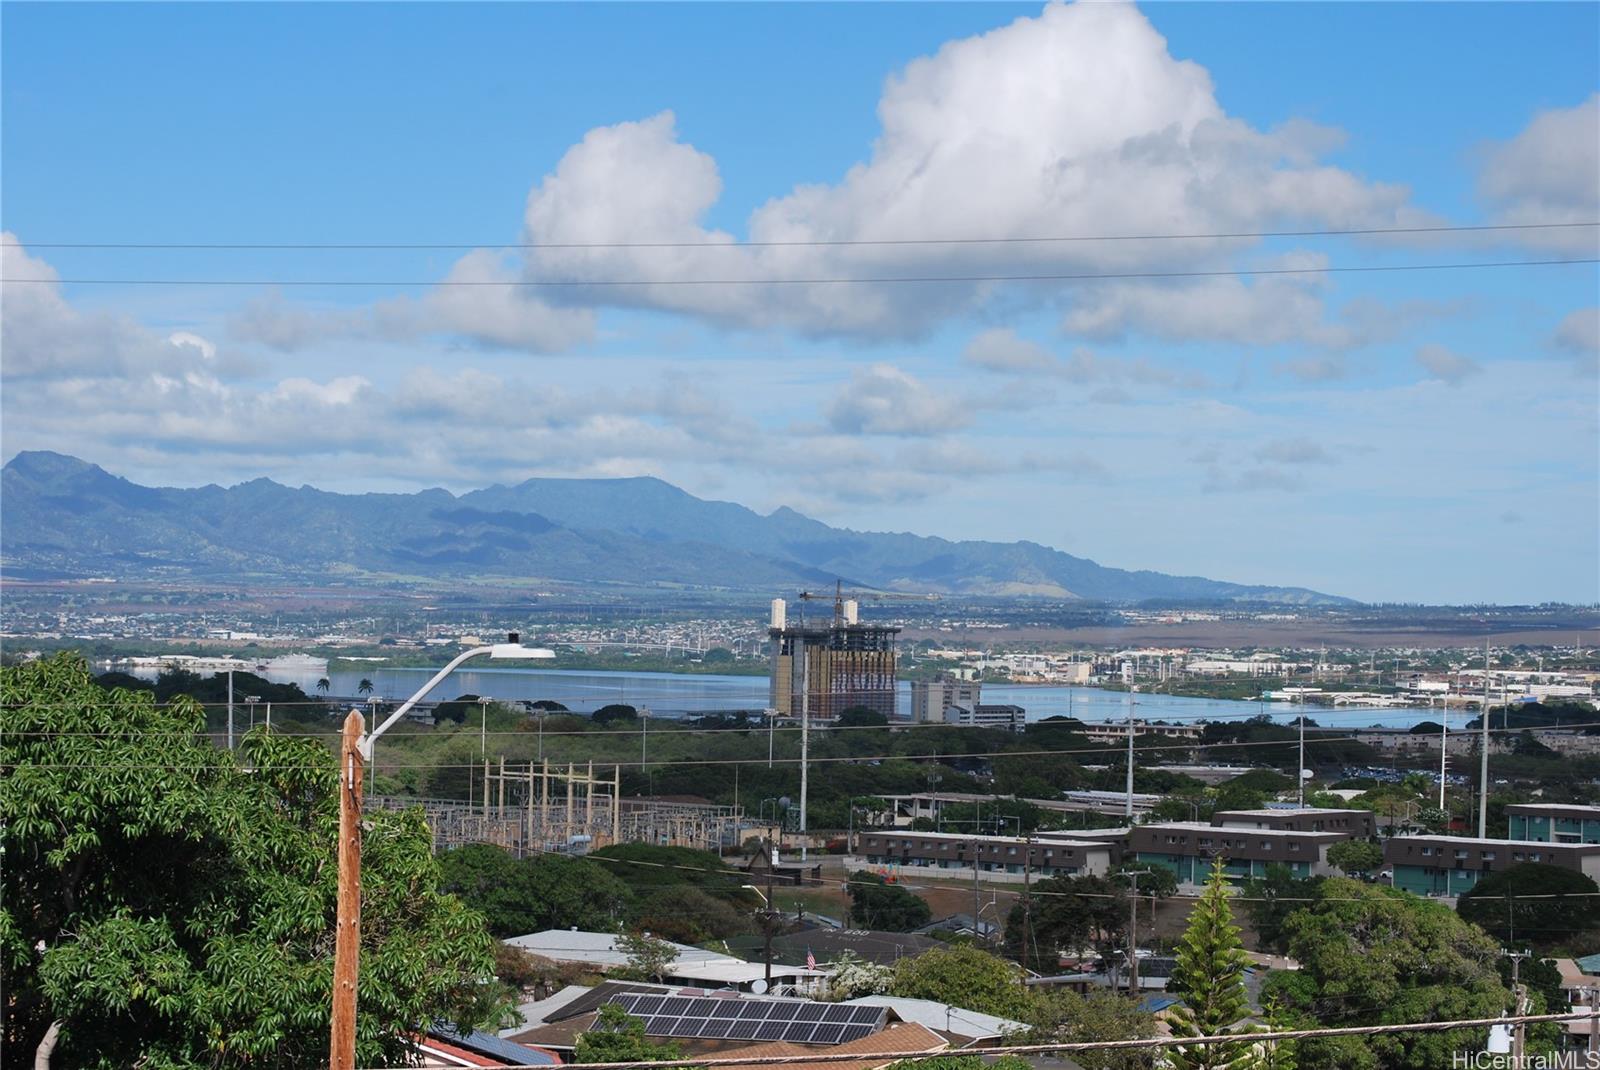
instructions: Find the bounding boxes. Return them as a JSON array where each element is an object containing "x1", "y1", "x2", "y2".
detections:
[{"x1": 2, "y1": 2, "x2": 1596, "y2": 604}]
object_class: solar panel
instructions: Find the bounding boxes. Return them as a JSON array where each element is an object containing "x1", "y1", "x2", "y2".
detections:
[
  {"x1": 848, "y1": 1006, "x2": 884, "y2": 1025},
  {"x1": 755, "y1": 1021, "x2": 789, "y2": 1041},
  {"x1": 727, "y1": 1019, "x2": 761, "y2": 1040},
  {"x1": 710, "y1": 999, "x2": 742, "y2": 1018},
  {"x1": 737, "y1": 1002, "x2": 769, "y2": 1020},
  {"x1": 650, "y1": 1018, "x2": 679, "y2": 1036},
  {"x1": 811, "y1": 1024, "x2": 846, "y2": 1045},
  {"x1": 839, "y1": 1025, "x2": 873, "y2": 1043},
  {"x1": 796, "y1": 1004, "x2": 826, "y2": 1022},
  {"x1": 688, "y1": 999, "x2": 718, "y2": 1017},
  {"x1": 699, "y1": 1019, "x2": 732, "y2": 1039},
  {"x1": 759, "y1": 1002, "x2": 792, "y2": 1020},
  {"x1": 823, "y1": 1006, "x2": 854, "y2": 1024},
  {"x1": 782, "y1": 1022, "x2": 817, "y2": 1043},
  {"x1": 671, "y1": 1018, "x2": 702, "y2": 1037},
  {"x1": 659, "y1": 998, "x2": 693, "y2": 1017},
  {"x1": 632, "y1": 997, "x2": 666, "y2": 1017}
]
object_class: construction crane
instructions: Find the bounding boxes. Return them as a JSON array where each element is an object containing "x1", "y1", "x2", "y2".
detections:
[{"x1": 795, "y1": 580, "x2": 939, "y2": 627}]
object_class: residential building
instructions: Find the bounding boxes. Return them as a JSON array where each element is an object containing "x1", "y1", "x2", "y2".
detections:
[
  {"x1": 852, "y1": 829, "x2": 1114, "y2": 880},
  {"x1": 943, "y1": 703, "x2": 1026, "y2": 732},
  {"x1": 1077, "y1": 720, "x2": 1205, "y2": 745},
  {"x1": 769, "y1": 599, "x2": 899, "y2": 721},
  {"x1": 1384, "y1": 836, "x2": 1600, "y2": 897},
  {"x1": 1130, "y1": 822, "x2": 1348, "y2": 883},
  {"x1": 1507, "y1": 803, "x2": 1600, "y2": 843},
  {"x1": 879, "y1": 790, "x2": 1158, "y2": 827},
  {"x1": 1211, "y1": 808, "x2": 1376, "y2": 838},
  {"x1": 503, "y1": 929, "x2": 824, "y2": 992},
  {"x1": 911, "y1": 675, "x2": 981, "y2": 723},
  {"x1": 505, "y1": 980, "x2": 949, "y2": 1065}
]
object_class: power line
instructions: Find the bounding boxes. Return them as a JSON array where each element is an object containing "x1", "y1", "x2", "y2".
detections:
[
  {"x1": 6, "y1": 220, "x2": 1595, "y2": 251},
  {"x1": 3, "y1": 722, "x2": 1583, "y2": 768},
  {"x1": 3, "y1": 257, "x2": 1593, "y2": 289},
  {"x1": 352, "y1": 1008, "x2": 1597, "y2": 1070}
]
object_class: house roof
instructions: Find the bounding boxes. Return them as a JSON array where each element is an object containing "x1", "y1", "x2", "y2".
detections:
[
  {"x1": 770, "y1": 930, "x2": 941, "y2": 965},
  {"x1": 425, "y1": 1023, "x2": 562, "y2": 1066},
  {"x1": 504, "y1": 931, "x2": 822, "y2": 985},
  {"x1": 839, "y1": 996, "x2": 1027, "y2": 1040},
  {"x1": 712, "y1": 1021, "x2": 947, "y2": 1070},
  {"x1": 500, "y1": 985, "x2": 608, "y2": 1036}
]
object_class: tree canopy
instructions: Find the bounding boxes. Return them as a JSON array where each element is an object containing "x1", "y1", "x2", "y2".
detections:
[
  {"x1": 1325, "y1": 840, "x2": 1384, "y2": 877},
  {"x1": 846, "y1": 870, "x2": 933, "y2": 932},
  {"x1": 889, "y1": 945, "x2": 1032, "y2": 1020},
  {"x1": 1262, "y1": 878, "x2": 1531, "y2": 1070},
  {"x1": 1457, "y1": 863, "x2": 1600, "y2": 947},
  {"x1": 593, "y1": 703, "x2": 639, "y2": 725},
  {"x1": 3, "y1": 653, "x2": 495, "y2": 1069},
  {"x1": 437, "y1": 845, "x2": 633, "y2": 938}
]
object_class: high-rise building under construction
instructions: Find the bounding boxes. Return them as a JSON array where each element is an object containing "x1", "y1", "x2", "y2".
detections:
[{"x1": 768, "y1": 593, "x2": 899, "y2": 721}]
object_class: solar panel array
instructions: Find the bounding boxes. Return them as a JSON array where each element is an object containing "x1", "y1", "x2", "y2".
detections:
[{"x1": 602, "y1": 993, "x2": 886, "y2": 1045}]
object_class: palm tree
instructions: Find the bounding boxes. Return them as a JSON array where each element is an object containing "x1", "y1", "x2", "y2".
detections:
[
  {"x1": 357, "y1": 678, "x2": 374, "y2": 697},
  {"x1": 316, "y1": 677, "x2": 330, "y2": 695}
]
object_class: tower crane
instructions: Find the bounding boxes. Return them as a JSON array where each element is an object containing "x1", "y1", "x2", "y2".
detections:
[{"x1": 795, "y1": 579, "x2": 939, "y2": 626}]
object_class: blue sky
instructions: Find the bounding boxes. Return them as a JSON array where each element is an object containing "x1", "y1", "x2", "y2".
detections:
[{"x1": 3, "y1": 2, "x2": 1596, "y2": 604}]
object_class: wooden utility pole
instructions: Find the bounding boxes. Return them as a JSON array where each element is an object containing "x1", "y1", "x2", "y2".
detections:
[
  {"x1": 1122, "y1": 868, "x2": 1151, "y2": 995},
  {"x1": 329, "y1": 710, "x2": 365, "y2": 1070}
]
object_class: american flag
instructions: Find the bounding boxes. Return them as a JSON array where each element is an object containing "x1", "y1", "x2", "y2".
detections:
[{"x1": 806, "y1": 947, "x2": 816, "y2": 970}]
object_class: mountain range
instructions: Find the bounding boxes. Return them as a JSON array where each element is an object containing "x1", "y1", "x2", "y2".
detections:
[{"x1": 0, "y1": 451, "x2": 1348, "y2": 603}]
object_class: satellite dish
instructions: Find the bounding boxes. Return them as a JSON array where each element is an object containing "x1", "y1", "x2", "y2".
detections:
[
  {"x1": 778, "y1": 796, "x2": 792, "y2": 810},
  {"x1": 1301, "y1": 769, "x2": 1314, "y2": 780},
  {"x1": 750, "y1": 979, "x2": 769, "y2": 995}
]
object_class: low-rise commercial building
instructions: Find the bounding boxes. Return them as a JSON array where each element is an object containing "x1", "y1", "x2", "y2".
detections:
[
  {"x1": 1130, "y1": 823, "x2": 1348, "y2": 883},
  {"x1": 1507, "y1": 804, "x2": 1600, "y2": 843},
  {"x1": 1384, "y1": 836, "x2": 1600, "y2": 897}
]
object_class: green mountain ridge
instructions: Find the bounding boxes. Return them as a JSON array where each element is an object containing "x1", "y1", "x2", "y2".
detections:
[{"x1": 0, "y1": 451, "x2": 1350, "y2": 603}]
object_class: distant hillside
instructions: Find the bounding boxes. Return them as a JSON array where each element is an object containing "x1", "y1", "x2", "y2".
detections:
[{"x1": 0, "y1": 451, "x2": 1349, "y2": 603}]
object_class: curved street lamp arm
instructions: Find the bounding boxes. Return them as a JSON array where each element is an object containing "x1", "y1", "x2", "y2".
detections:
[{"x1": 360, "y1": 646, "x2": 493, "y2": 759}]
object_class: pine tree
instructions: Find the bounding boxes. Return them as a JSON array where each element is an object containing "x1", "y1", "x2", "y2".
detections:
[{"x1": 1167, "y1": 856, "x2": 1258, "y2": 1070}]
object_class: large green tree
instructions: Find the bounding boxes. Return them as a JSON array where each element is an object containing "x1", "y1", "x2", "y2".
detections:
[
  {"x1": 889, "y1": 945, "x2": 1033, "y2": 1020},
  {"x1": 1262, "y1": 878, "x2": 1537, "y2": 1070},
  {"x1": 1457, "y1": 863, "x2": 1600, "y2": 947},
  {"x1": 1166, "y1": 858, "x2": 1256, "y2": 1070},
  {"x1": 1006, "y1": 874, "x2": 1126, "y2": 970},
  {"x1": 437, "y1": 845, "x2": 633, "y2": 938},
  {"x1": 846, "y1": 870, "x2": 933, "y2": 932},
  {"x1": 1325, "y1": 840, "x2": 1384, "y2": 877},
  {"x1": 2, "y1": 653, "x2": 495, "y2": 1069}
]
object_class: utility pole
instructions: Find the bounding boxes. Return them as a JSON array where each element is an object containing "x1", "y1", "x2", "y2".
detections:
[
  {"x1": 1297, "y1": 711, "x2": 1306, "y2": 807},
  {"x1": 227, "y1": 669, "x2": 235, "y2": 751},
  {"x1": 1021, "y1": 832, "x2": 1034, "y2": 970},
  {"x1": 1479, "y1": 636, "x2": 1491, "y2": 838},
  {"x1": 799, "y1": 640, "x2": 810, "y2": 863},
  {"x1": 1122, "y1": 868, "x2": 1151, "y2": 995},
  {"x1": 1439, "y1": 696, "x2": 1448, "y2": 811},
  {"x1": 1124, "y1": 662, "x2": 1136, "y2": 820},
  {"x1": 1588, "y1": 984, "x2": 1600, "y2": 1058},
  {"x1": 329, "y1": 710, "x2": 365, "y2": 1070}
]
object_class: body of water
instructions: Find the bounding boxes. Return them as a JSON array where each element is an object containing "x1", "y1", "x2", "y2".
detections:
[{"x1": 122, "y1": 661, "x2": 1441, "y2": 729}]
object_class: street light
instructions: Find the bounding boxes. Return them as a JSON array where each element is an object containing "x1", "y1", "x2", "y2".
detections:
[
  {"x1": 360, "y1": 635, "x2": 555, "y2": 763},
  {"x1": 332, "y1": 634, "x2": 555, "y2": 1070}
]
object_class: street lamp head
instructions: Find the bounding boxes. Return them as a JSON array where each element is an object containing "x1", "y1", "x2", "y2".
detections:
[{"x1": 489, "y1": 643, "x2": 557, "y2": 660}]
